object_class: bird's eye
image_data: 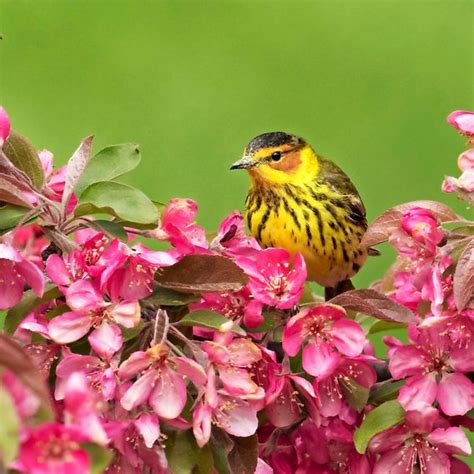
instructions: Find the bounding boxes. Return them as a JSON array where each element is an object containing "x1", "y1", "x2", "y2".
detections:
[{"x1": 271, "y1": 151, "x2": 282, "y2": 162}]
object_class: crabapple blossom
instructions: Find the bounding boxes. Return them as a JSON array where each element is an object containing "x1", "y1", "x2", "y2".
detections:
[
  {"x1": 447, "y1": 109, "x2": 474, "y2": 137},
  {"x1": 0, "y1": 243, "x2": 44, "y2": 309},
  {"x1": 282, "y1": 304, "x2": 366, "y2": 376},
  {"x1": 370, "y1": 407, "x2": 471, "y2": 474},
  {"x1": 237, "y1": 248, "x2": 307, "y2": 309}
]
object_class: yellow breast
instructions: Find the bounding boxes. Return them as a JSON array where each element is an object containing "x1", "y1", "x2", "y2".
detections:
[{"x1": 244, "y1": 183, "x2": 367, "y2": 288}]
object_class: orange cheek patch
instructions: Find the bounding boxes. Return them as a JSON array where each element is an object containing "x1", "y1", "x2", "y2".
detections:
[{"x1": 271, "y1": 151, "x2": 301, "y2": 172}]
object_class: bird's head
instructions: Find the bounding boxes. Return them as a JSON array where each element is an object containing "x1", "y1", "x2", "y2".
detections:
[{"x1": 230, "y1": 132, "x2": 319, "y2": 186}]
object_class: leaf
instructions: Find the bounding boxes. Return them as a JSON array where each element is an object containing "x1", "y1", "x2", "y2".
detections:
[
  {"x1": 245, "y1": 310, "x2": 276, "y2": 333},
  {"x1": 354, "y1": 400, "x2": 405, "y2": 453},
  {"x1": 166, "y1": 430, "x2": 213, "y2": 474},
  {"x1": 4, "y1": 285, "x2": 62, "y2": 334},
  {"x1": 342, "y1": 379, "x2": 370, "y2": 412},
  {"x1": 227, "y1": 435, "x2": 258, "y2": 474},
  {"x1": 0, "y1": 174, "x2": 33, "y2": 207},
  {"x1": 75, "y1": 181, "x2": 158, "y2": 224},
  {"x1": 329, "y1": 289, "x2": 416, "y2": 324},
  {"x1": 61, "y1": 135, "x2": 94, "y2": 211},
  {"x1": 144, "y1": 287, "x2": 199, "y2": 306},
  {"x1": 156, "y1": 254, "x2": 248, "y2": 294},
  {"x1": 75, "y1": 143, "x2": 141, "y2": 196},
  {"x1": 453, "y1": 239, "x2": 474, "y2": 310},
  {"x1": 3, "y1": 130, "x2": 45, "y2": 189},
  {"x1": 82, "y1": 443, "x2": 113, "y2": 474},
  {"x1": 369, "y1": 380, "x2": 405, "y2": 405},
  {"x1": 178, "y1": 310, "x2": 245, "y2": 335},
  {"x1": 0, "y1": 334, "x2": 53, "y2": 416},
  {"x1": 0, "y1": 385, "x2": 20, "y2": 464},
  {"x1": 89, "y1": 219, "x2": 129, "y2": 241},
  {"x1": 0, "y1": 204, "x2": 28, "y2": 231},
  {"x1": 361, "y1": 200, "x2": 459, "y2": 249},
  {"x1": 368, "y1": 320, "x2": 405, "y2": 334}
]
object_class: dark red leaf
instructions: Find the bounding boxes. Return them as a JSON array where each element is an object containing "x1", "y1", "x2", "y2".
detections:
[
  {"x1": 453, "y1": 238, "x2": 474, "y2": 311},
  {"x1": 361, "y1": 200, "x2": 459, "y2": 249},
  {"x1": 329, "y1": 289, "x2": 416, "y2": 324},
  {"x1": 0, "y1": 334, "x2": 52, "y2": 414},
  {"x1": 155, "y1": 254, "x2": 248, "y2": 294},
  {"x1": 0, "y1": 175, "x2": 33, "y2": 208}
]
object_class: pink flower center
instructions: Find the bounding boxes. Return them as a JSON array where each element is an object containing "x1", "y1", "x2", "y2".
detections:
[
  {"x1": 266, "y1": 275, "x2": 288, "y2": 298},
  {"x1": 34, "y1": 432, "x2": 80, "y2": 464},
  {"x1": 305, "y1": 316, "x2": 330, "y2": 341}
]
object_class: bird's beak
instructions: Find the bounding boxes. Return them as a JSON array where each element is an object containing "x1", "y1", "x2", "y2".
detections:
[{"x1": 230, "y1": 155, "x2": 256, "y2": 170}]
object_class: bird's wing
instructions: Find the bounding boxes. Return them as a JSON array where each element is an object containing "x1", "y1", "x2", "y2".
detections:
[{"x1": 317, "y1": 156, "x2": 367, "y2": 228}]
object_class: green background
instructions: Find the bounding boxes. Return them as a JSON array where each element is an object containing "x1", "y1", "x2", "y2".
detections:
[
  {"x1": 1, "y1": 0, "x2": 473, "y2": 289},
  {"x1": 1, "y1": 0, "x2": 474, "y2": 464}
]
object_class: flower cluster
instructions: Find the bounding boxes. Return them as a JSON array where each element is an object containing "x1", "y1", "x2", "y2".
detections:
[{"x1": 0, "y1": 106, "x2": 472, "y2": 473}]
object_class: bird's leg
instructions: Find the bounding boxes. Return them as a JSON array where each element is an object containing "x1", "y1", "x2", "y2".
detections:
[{"x1": 324, "y1": 278, "x2": 355, "y2": 301}]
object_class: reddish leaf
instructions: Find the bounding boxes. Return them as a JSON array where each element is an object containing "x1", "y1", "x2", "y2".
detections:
[
  {"x1": 156, "y1": 254, "x2": 248, "y2": 294},
  {"x1": 453, "y1": 238, "x2": 474, "y2": 311},
  {"x1": 0, "y1": 175, "x2": 33, "y2": 208},
  {"x1": 361, "y1": 200, "x2": 459, "y2": 249},
  {"x1": 61, "y1": 135, "x2": 94, "y2": 211},
  {"x1": 0, "y1": 334, "x2": 52, "y2": 415},
  {"x1": 329, "y1": 289, "x2": 416, "y2": 324}
]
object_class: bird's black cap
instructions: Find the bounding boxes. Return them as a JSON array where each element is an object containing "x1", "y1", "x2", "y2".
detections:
[{"x1": 245, "y1": 132, "x2": 304, "y2": 154}]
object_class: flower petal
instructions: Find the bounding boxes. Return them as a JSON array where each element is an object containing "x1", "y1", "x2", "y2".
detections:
[
  {"x1": 149, "y1": 368, "x2": 186, "y2": 419},
  {"x1": 89, "y1": 322, "x2": 123, "y2": 361},
  {"x1": 398, "y1": 373, "x2": 437, "y2": 412},
  {"x1": 330, "y1": 318, "x2": 365, "y2": 357},
  {"x1": 302, "y1": 341, "x2": 340, "y2": 378},
  {"x1": 437, "y1": 373, "x2": 474, "y2": 416},
  {"x1": 48, "y1": 311, "x2": 91, "y2": 344},
  {"x1": 120, "y1": 370, "x2": 155, "y2": 411}
]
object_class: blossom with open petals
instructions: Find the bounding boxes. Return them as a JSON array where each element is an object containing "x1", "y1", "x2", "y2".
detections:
[
  {"x1": 282, "y1": 304, "x2": 366, "y2": 376},
  {"x1": 370, "y1": 407, "x2": 471, "y2": 474},
  {"x1": 0, "y1": 243, "x2": 44, "y2": 309},
  {"x1": 238, "y1": 248, "x2": 306, "y2": 309},
  {"x1": 118, "y1": 344, "x2": 191, "y2": 419},
  {"x1": 389, "y1": 328, "x2": 474, "y2": 416},
  {"x1": 15, "y1": 423, "x2": 90, "y2": 474}
]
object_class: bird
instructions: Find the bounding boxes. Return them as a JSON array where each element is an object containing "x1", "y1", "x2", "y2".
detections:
[{"x1": 230, "y1": 131, "x2": 373, "y2": 300}]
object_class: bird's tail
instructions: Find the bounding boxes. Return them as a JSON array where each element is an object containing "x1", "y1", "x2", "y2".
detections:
[{"x1": 324, "y1": 279, "x2": 355, "y2": 301}]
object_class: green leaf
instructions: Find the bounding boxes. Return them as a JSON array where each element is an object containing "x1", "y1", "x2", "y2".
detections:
[
  {"x1": 145, "y1": 287, "x2": 199, "y2": 306},
  {"x1": 82, "y1": 443, "x2": 113, "y2": 474},
  {"x1": 354, "y1": 400, "x2": 405, "y2": 453},
  {"x1": 75, "y1": 181, "x2": 158, "y2": 224},
  {"x1": 369, "y1": 320, "x2": 405, "y2": 334},
  {"x1": 76, "y1": 143, "x2": 141, "y2": 196},
  {"x1": 178, "y1": 310, "x2": 245, "y2": 335},
  {"x1": 369, "y1": 380, "x2": 405, "y2": 405},
  {"x1": 244, "y1": 310, "x2": 276, "y2": 333},
  {"x1": 0, "y1": 385, "x2": 20, "y2": 464},
  {"x1": 342, "y1": 379, "x2": 370, "y2": 412},
  {"x1": 4, "y1": 285, "x2": 62, "y2": 334},
  {"x1": 3, "y1": 130, "x2": 45, "y2": 189},
  {"x1": 166, "y1": 430, "x2": 213, "y2": 474},
  {"x1": 0, "y1": 204, "x2": 28, "y2": 232},
  {"x1": 90, "y1": 219, "x2": 129, "y2": 241}
]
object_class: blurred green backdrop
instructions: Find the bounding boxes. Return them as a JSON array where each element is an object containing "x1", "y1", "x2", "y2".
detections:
[{"x1": 1, "y1": 0, "x2": 473, "y2": 290}]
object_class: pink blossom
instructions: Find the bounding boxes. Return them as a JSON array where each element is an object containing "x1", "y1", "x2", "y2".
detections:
[
  {"x1": 389, "y1": 329, "x2": 474, "y2": 416},
  {"x1": 48, "y1": 279, "x2": 140, "y2": 354},
  {"x1": 0, "y1": 106, "x2": 11, "y2": 146},
  {"x1": 370, "y1": 407, "x2": 471, "y2": 474},
  {"x1": 8, "y1": 224, "x2": 48, "y2": 269},
  {"x1": 191, "y1": 287, "x2": 264, "y2": 329},
  {"x1": 0, "y1": 243, "x2": 44, "y2": 309},
  {"x1": 447, "y1": 110, "x2": 474, "y2": 137},
  {"x1": 2, "y1": 370, "x2": 40, "y2": 420},
  {"x1": 237, "y1": 248, "x2": 307, "y2": 309},
  {"x1": 118, "y1": 344, "x2": 189, "y2": 419},
  {"x1": 104, "y1": 242, "x2": 179, "y2": 300},
  {"x1": 15, "y1": 423, "x2": 90, "y2": 474},
  {"x1": 147, "y1": 198, "x2": 208, "y2": 254},
  {"x1": 210, "y1": 211, "x2": 260, "y2": 257},
  {"x1": 282, "y1": 304, "x2": 366, "y2": 376}
]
